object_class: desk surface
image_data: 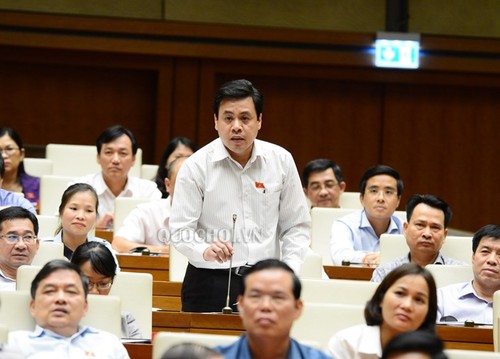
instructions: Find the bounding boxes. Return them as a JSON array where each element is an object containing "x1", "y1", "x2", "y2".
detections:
[
  {"x1": 117, "y1": 253, "x2": 170, "y2": 281},
  {"x1": 323, "y1": 265, "x2": 375, "y2": 280}
]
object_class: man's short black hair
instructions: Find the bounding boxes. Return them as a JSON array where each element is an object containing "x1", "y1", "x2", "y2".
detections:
[
  {"x1": 96, "y1": 125, "x2": 138, "y2": 155},
  {"x1": 359, "y1": 164, "x2": 403, "y2": 196},
  {"x1": 0, "y1": 206, "x2": 39, "y2": 235},
  {"x1": 302, "y1": 158, "x2": 344, "y2": 188},
  {"x1": 472, "y1": 224, "x2": 500, "y2": 253},
  {"x1": 406, "y1": 194, "x2": 452, "y2": 228},
  {"x1": 213, "y1": 79, "x2": 263, "y2": 118}
]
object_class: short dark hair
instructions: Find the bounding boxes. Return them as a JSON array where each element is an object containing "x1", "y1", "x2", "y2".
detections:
[
  {"x1": 472, "y1": 224, "x2": 500, "y2": 253},
  {"x1": 0, "y1": 156, "x2": 4, "y2": 178},
  {"x1": 161, "y1": 343, "x2": 221, "y2": 359},
  {"x1": 365, "y1": 263, "x2": 437, "y2": 332},
  {"x1": 242, "y1": 259, "x2": 301, "y2": 300},
  {"x1": 382, "y1": 330, "x2": 448, "y2": 359},
  {"x1": 359, "y1": 164, "x2": 404, "y2": 196},
  {"x1": 71, "y1": 241, "x2": 117, "y2": 279},
  {"x1": 0, "y1": 127, "x2": 27, "y2": 175},
  {"x1": 56, "y1": 183, "x2": 99, "y2": 234},
  {"x1": 96, "y1": 125, "x2": 138, "y2": 155},
  {"x1": 406, "y1": 194, "x2": 453, "y2": 228},
  {"x1": 154, "y1": 137, "x2": 197, "y2": 198},
  {"x1": 301, "y1": 159, "x2": 344, "y2": 188},
  {"x1": 0, "y1": 206, "x2": 39, "y2": 235},
  {"x1": 213, "y1": 79, "x2": 263, "y2": 118},
  {"x1": 31, "y1": 259, "x2": 89, "y2": 299}
]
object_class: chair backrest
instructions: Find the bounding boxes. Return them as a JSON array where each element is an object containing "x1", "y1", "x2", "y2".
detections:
[
  {"x1": 299, "y1": 249, "x2": 323, "y2": 279},
  {"x1": 169, "y1": 245, "x2": 188, "y2": 282},
  {"x1": 310, "y1": 207, "x2": 357, "y2": 265},
  {"x1": 0, "y1": 323, "x2": 8, "y2": 344},
  {"x1": 31, "y1": 242, "x2": 65, "y2": 267},
  {"x1": 0, "y1": 289, "x2": 121, "y2": 338},
  {"x1": 493, "y1": 289, "x2": 500, "y2": 351},
  {"x1": 39, "y1": 175, "x2": 72, "y2": 215},
  {"x1": 152, "y1": 331, "x2": 239, "y2": 359},
  {"x1": 113, "y1": 197, "x2": 154, "y2": 232},
  {"x1": 36, "y1": 215, "x2": 59, "y2": 238},
  {"x1": 301, "y1": 278, "x2": 378, "y2": 305},
  {"x1": 446, "y1": 349, "x2": 500, "y2": 359},
  {"x1": 339, "y1": 192, "x2": 362, "y2": 209},
  {"x1": 23, "y1": 158, "x2": 53, "y2": 177},
  {"x1": 425, "y1": 264, "x2": 473, "y2": 288},
  {"x1": 141, "y1": 164, "x2": 159, "y2": 180},
  {"x1": 16, "y1": 265, "x2": 42, "y2": 291},
  {"x1": 109, "y1": 271, "x2": 153, "y2": 339},
  {"x1": 380, "y1": 234, "x2": 473, "y2": 265},
  {"x1": 291, "y1": 302, "x2": 365, "y2": 352},
  {"x1": 46, "y1": 143, "x2": 142, "y2": 177}
]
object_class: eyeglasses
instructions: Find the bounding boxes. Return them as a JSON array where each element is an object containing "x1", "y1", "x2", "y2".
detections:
[
  {"x1": 0, "y1": 234, "x2": 38, "y2": 244},
  {"x1": 88, "y1": 281, "x2": 112, "y2": 291},
  {"x1": 308, "y1": 182, "x2": 339, "y2": 192},
  {"x1": 0, "y1": 146, "x2": 20, "y2": 156}
]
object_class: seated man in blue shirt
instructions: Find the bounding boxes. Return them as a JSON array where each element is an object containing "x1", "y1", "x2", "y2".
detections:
[
  {"x1": 0, "y1": 156, "x2": 36, "y2": 214},
  {"x1": 216, "y1": 259, "x2": 331, "y2": 359},
  {"x1": 437, "y1": 224, "x2": 500, "y2": 324},
  {"x1": 8, "y1": 259, "x2": 129, "y2": 358},
  {"x1": 330, "y1": 164, "x2": 404, "y2": 266},
  {"x1": 371, "y1": 194, "x2": 465, "y2": 282}
]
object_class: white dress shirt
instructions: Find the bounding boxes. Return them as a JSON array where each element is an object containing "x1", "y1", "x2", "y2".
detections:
[
  {"x1": 72, "y1": 172, "x2": 161, "y2": 216},
  {"x1": 0, "y1": 270, "x2": 16, "y2": 291},
  {"x1": 170, "y1": 138, "x2": 311, "y2": 273},
  {"x1": 114, "y1": 199, "x2": 170, "y2": 246},
  {"x1": 328, "y1": 324, "x2": 381, "y2": 359}
]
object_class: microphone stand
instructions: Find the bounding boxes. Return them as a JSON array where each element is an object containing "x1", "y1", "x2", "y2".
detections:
[{"x1": 222, "y1": 214, "x2": 237, "y2": 314}]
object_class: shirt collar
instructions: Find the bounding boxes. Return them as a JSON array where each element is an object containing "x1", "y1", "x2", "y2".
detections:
[
  {"x1": 459, "y1": 281, "x2": 491, "y2": 303},
  {"x1": 358, "y1": 326, "x2": 382, "y2": 356},
  {"x1": 360, "y1": 209, "x2": 400, "y2": 232},
  {"x1": 30, "y1": 325, "x2": 96, "y2": 339},
  {"x1": 211, "y1": 138, "x2": 263, "y2": 166}
]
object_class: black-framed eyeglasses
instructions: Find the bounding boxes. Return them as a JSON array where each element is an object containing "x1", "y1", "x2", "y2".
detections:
[{"x1": 0, "y1": 234, "x2": 38, "y2": 244}]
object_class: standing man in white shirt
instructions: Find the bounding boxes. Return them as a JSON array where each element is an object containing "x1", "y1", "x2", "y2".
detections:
[
  {"x1": 170, "y1": 79, "x2": 311, "y2": 313},
  {"x1": 72, "y1": 125, "x2": 161, "y2": 229}
]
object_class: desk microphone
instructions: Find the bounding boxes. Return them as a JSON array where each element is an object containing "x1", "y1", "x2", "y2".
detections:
[
  {"x1": 440, "y1": 315, "x2": 458, "y2": 322},
  {"x1": 222, "y1": 214, "x2": 237, "y2": 314}
]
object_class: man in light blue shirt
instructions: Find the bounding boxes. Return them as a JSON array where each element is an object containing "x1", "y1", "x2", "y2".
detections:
[
  {"x1": 8, "y1": 259, "x2": 129, "y2": 358},
  {"x1": 437, "y1": 224, "x2": 500, "y2": 324},
  {"x1": 330, "y1": 165, "x2": 404, "y2": 266},
  {"x1": 371, "y1": 194, "x2": 465, "y2": 282},
  {"x1": 215, "y1": 259, "x2": 331, "y2": 359}
]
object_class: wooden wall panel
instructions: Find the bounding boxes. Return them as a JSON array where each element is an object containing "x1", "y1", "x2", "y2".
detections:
[{"x1": 382, "y1": 84, "x2": 500, "y2": 231}]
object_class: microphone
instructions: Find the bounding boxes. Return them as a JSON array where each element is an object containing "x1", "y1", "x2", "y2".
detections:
[
  {"x1": 440, "y1": 315, "x2": 458, "y2": 322},
  {"x1": 222, "y1": 214, "x2": 237, "y2": 314}
]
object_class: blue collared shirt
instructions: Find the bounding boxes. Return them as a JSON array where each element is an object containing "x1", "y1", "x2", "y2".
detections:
[
  {"x1": 437, "y1": 281, "x2": 493, "y2": 324},
  {"x1": 0, "y1": 189, "x2": 36, "y2": 214},
  {"x1": 330, "y1": 209, "x2": 403, "y2": 265},
  {"x1": 215, "y1": 334, "x2": 331, "y2": 359},
  {"x1": 8, "y1": 325, "x2": 129, "y2": 358}
]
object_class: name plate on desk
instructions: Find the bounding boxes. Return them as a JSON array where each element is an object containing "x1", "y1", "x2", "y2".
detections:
[
  {"x1": 323, "y1": 265, "x2": 375, "y2": 281},
  {"x1": 117, "y1": 253, "x2": 170, "y2": 281}
]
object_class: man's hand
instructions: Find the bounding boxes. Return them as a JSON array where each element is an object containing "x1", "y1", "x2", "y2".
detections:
[
  {"x1": 362, "y1": 252, "x2": 380, "y2": 266},
  {"x1": 203, "y1": 239, "x2": 235, "y2": 263},
  {"x1": 97, "y1": 212, "x2": 114, "y2": 229}
]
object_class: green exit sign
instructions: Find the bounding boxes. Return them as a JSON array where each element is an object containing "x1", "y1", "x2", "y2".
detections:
[{"x1": 375, "y1": 32, "x2": 420, "y2": 69}]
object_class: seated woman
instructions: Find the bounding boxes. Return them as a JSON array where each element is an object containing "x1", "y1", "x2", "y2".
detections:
[
  {"x1": 382, "y1": 330, "x2": 447, "y2": 359},
  {"x1": 0, "y1": 128, "x2": 40, "y2": 210},
  {"x1": 329, "y1": 263, "x2": 437, "y2": 359},
  {"x1": 154, "y1": 136, "x2": 196, "y2": 198},
  {"x1": 71, "y1": 241, "x2": 142, "y2": 339},
  {"x1": 46, "y1": 183, "x2": 117, "y2": 266}
]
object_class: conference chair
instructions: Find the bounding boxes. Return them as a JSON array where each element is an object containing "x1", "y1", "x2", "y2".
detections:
[
  {"x1": 445, "y1": 349, "x2": 500, "y2": 359},
  {"x1": 291, "y1": 302, "x2": 365, "y2": 352},
  {"x1": 425, "y1": 264, "x2": 473, "y2": 288},
  {"x1": 338, "y1": 192, "x2": 363, "y2": 209},
  {"x1": 299, "y1": 249, "x2": 323, "y2": 279},
  {"x1": 31, "y1": 242, "x2": 65, "y2": 266},
  {"x1": 109, "y1": 271, "x2": 153, "y2": 339},
  {"x1": 0, "y1": 324, "x2": 7, "y2": 344},
  {"x1": 380, "y1": 234, "x2": 473, "y2": 265},
  {"x1": 152, "y1": 332, "x2": 239, "y2": 359},
  {"x1": 39, "y1": 175, "x2": 73, "y2": 215},
  {"x1": 301, "y1": 278, "x2": 378, "y2": 305},
  {"x1": 36, "y1": 215, "x2": 59, "y2": 238},
  {"x1": 45, "y1": 143, "x2": 142, "y2": 177},
  {"x1": 310, "y1": 207, "x2": 357, "y2": 265},
  {"x1": 113, "y1": 197, "x2": 154, "y2": 232},
  {"x1": 23, "y1": 158, "x2": 53, "y2": 177},
  {"x1": 0, "y1": 290, "x2": 122, "y2": 337},
  {"x1": 493, "y1": 290, "x2": 500, "y2": 352},
  {"x1": 141, "y1": 164, "x2": 159, "y2": 180}
]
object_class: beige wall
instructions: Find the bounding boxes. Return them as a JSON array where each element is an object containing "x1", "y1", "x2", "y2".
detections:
[{"x1": 0, "y1": 0, "x2": 498, "y2": 38}]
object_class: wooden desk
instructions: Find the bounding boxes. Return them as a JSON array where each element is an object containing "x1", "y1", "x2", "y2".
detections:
[
  {"x1": 124, "y1": 343, "x2": 152, "y2": 359},
  {"x1": 324, "y1": 265, "x2": 375, "y2": 280},
  {"x1": 153, "y1": 311, "x2": 245, "y2": 336},
  {"x1": 117, "y1": 254, "x2": 170, "y2": 281},
  {"x1": 153, "y1": 281, "x2": 182, "y2": 311},
  {"x1": 436, "y1": 325, "x2": 493, "y2": 351},
  {"x1": 95, "y1": 228, "x2": 113, "y2": 242}
]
